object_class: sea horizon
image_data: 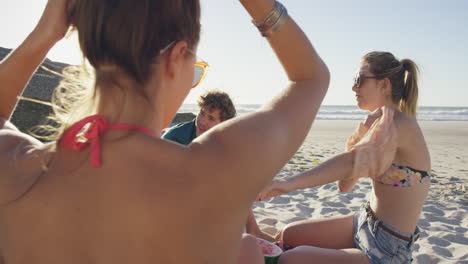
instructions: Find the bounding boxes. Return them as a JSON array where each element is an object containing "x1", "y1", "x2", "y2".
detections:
[{"x1": 178, "y1": 104, "x2": 468, "y2": 122}]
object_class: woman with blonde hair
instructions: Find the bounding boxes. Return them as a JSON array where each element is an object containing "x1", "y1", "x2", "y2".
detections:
[
  {"x1": 258, "y1": 51, "x2": 430, "y2": 263},
  {"x1": 0, "y1": 0, "x2": 328, "y2": 263}
]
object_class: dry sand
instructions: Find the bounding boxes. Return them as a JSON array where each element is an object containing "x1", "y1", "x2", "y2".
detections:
[{"x1": 253, "y1": 120, "x2": 468, "y2": 264}]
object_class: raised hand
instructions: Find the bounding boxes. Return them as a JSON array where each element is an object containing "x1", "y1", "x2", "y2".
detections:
[
  {"x1": 32, "y1": 0, "x2": 72, "y2": 44},
  {"x1": 364, "y1": 108, "x2": 383, "y2": 128}
]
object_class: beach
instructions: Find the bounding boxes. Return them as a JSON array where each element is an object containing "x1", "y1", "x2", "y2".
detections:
[{"x1": 252, "y1": 120, "x2": 468, "y2": 264}]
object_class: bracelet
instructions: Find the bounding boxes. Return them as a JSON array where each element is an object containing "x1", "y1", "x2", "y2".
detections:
[{"x1": 252, "y1": 1, "x2": 289, "y2": 37}]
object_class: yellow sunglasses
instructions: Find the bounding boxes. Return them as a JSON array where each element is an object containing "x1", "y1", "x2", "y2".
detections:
[{"x1": 160, "y1": 41, "x2": 208, "y2": 88}]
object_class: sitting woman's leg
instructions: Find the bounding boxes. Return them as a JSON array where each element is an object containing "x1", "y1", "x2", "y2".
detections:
[
  {"x1": 279, "y1": 214, "x2": 355, "y2": 249},
  {"x1": 237, "y1": 234, "x2": 264, "y2": 264},
  {"x1": 245, "y1": 208, "x2": 275, "y2": 242}
]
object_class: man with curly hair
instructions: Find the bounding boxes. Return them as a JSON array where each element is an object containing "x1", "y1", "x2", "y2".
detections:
[{"x1": 162, "y1": 90, "x2": 236, "y2": 145}]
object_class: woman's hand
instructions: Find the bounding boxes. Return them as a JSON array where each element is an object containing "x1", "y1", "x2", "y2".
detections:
[
  {"x1": 364, "y1": 108, "x2": 383, "y2": 128},
  {"x1": 257, "y1": 179, "x2": 293, "y2": 201},
  {"x1": 32, "y1": 0, "x2": 72, "y2": 44}
]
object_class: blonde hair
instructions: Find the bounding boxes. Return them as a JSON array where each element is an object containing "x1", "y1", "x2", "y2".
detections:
[
  {"x1": 30, "y1": 0, "x2": 201, "y2": 142},
  {"x1": 362, "y1": 51, "x2": 420, "y2": 118},
  {"x1": 29, "y1": 64, "x2": 96, "y2": 142}
]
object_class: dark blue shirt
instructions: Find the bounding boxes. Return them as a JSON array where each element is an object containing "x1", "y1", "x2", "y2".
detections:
[{"x1": 162, "y1": 119, "x2": 197, "y2": 145}]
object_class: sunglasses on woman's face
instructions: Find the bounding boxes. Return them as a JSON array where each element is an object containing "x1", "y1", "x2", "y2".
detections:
[
  {"x1": 353, "y1": 74, "x2": 381, "y2": 88},
  {"x1": 192, "y1": 61, "x2": 208, "y2": 88},
  {"x1": 160, "y1": 41, "x2": 209, "y2": 88}
]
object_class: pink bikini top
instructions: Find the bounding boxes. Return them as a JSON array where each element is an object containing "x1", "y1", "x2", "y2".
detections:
[{"x1": 59, "y1": 115, "x2": 156, "y2": 167}]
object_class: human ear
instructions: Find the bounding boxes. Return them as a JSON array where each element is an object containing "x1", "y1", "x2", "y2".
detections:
[
  {"x1": 165, "y1": 41, "x2": 189, "y2": 79},
  {"x1": 379, "y1": 78, "x2": 392, "y2": 97}
]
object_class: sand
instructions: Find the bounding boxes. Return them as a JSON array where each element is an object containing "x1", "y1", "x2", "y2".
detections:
[{"x1": 252, "y1": 120, "x2": 468, "y2": 263}]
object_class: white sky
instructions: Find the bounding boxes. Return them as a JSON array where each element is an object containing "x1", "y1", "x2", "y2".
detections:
[{"x1": 1, "y1": 0, "x2": 467, "y2": 107}]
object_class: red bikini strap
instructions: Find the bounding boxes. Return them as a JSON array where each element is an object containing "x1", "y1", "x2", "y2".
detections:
[{"x1": 59, "y1": 115, "x2": 156, "y2": 167}]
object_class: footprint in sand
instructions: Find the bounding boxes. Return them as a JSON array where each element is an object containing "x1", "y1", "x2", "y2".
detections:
[
  {"x1": 255, "y1": 202, "x2": 266, "y2": 209},
  {"x1": 442, "y1": 234, "x2": 468, "y2": 245},
  {"x1": 422, "y1": 205, "x2": 445, "y2": 216},
  {"x1": 321, "y1": 184, "x2": 337, "y2": 191},
  {"x1": 347, "y1": 192, "x2": 366, "y2": 199},
  {"x1": 428, "y1": 237, "x2": 451, "y2": 247},
  {"x1": 417, "y1": 218, "x2": 430, "y2": 228},
  {"x1": 424, "y1": 213, "x2": 459, "y2": 225},
  {"x1": 320, "y1": 207, "x2": 335, "y2": 214},
  {"x1": 321, "y1": 202, "x2": 344, "y2": 208},
  {"x1": 414, "y1": 254, "x2": 439, "y2": 264},
  {"x1": 302, "y1": 192, "x2": 318, "y2": 200},
  {"x1": 338, "y1": 196, "x2": 351, "y2": 203},
  {"x1": 259, "y1": 218, "x2": 278, "y2": 226},
  {"x1": 297, "y1": 204, "x2": 314, "y2": 215},
  {"x1": 432, "y1": 245, "x2": 453, "y2": 258},
  {"x1": 337, "y1": 208, "x2": 352, "y2": 215},
  {"x1": 271, "y1": 196, "x2": 291, "y2": 204},
  {"x1": 288, "y1": 216, "x2": 307, "y2": 223},
  {"x1": 454, "y1": 227, "x2": 468, "y2": 234}
]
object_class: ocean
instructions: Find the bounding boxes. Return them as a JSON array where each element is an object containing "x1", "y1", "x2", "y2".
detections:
[{"x1": 178, "y1": 104, "x2": 468, "y2": 122}]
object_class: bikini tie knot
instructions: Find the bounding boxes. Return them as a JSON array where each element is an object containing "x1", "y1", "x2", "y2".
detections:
[
  {"x1": 59, "y1": 115, "x2": 156, "y2": 168},
  {"x1": 60, "y1": 115, "x2": 110, "y2": 168}
]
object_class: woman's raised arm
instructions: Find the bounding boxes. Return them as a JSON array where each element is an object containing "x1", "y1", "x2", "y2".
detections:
[
  {"x1": 191, "y1": 0, "x2": 329, "y2": 204},
  {"x1": 0, "y1": 0, "x2": 70, "y2": 120}
]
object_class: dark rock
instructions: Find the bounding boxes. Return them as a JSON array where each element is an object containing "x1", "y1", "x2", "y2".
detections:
[
  {"x1": 1, "y1": 47, "x2": 67, "y2": 136},
  {"x1": 171, "y1": 112, "x2": 196, "y2": 124},
  {"x1": 1, "y1": 46, "x2": 197, "y2": 139}
]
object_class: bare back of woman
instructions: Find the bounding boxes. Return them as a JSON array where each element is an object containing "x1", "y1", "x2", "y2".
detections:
[{"x1": 0, "y1": 0, "x2": 329, "y2": 263}]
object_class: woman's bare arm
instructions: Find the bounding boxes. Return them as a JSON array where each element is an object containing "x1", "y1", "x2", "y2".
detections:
[
  {"x1": 257, "y1": 152, "x2": 356, "y2": 200},
  {"x1": 192, "y1": 0, "x2": 329, "y2": 204},
  {"x1": 0, "y1": 0, "x2": 69, "y2": 204},
  {"x1": 0, "y1": 0, "x2": 70, "y2": 120}
]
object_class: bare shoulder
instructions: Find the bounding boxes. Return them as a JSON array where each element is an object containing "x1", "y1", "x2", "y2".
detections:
[
  {"x1": 0, "y1": 118, "x2": 43, "y2": 150},
  {"x1": 0, "y1": 118, "x2": 50, "y2": 204},
  {"x1": 393, "y1": 111, "x2": 423, "y2": 139},
  {"x1": 0, "y1": 119, "x2": 44, "y2": 161},
  {"x1": 393, "y1": 111, "x2": 431, "y2": 169},
  {"x1": 120, "y1": 134, "x2": 199, "y2": 179}
]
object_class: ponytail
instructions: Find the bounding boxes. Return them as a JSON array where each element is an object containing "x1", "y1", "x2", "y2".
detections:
[
  {"x1": 399, "y1": 59, "x2": 419, "y2": 118},
  {"x1": 363, "y1": 52, "x2": 420, "y2": 119}
]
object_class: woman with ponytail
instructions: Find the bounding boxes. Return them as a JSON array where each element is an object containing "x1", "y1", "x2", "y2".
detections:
[{"x1": 257, "y1": 51, "x2": 430, "y2": 263}]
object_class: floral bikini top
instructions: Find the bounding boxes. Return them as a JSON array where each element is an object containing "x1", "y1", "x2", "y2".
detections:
[
  {"x1": 59, "y1": 115, "x2": 156, "y2": 167},
  {"x1": 380, "y1": 164, "x2": 431, "y2": 187},
  {"x1": 346, "y1": 107, "x2": 431, "y2": 187}
]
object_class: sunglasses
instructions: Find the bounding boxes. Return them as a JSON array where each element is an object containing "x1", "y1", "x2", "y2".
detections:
[
  {"x1": 353, "y1": 74, "x2": 382, "y2": 88},
  {"x1": 160, "y1": 41, "x2": 208, "y2": 88}
]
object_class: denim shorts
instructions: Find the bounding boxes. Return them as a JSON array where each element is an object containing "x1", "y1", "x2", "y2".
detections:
[{"x1": 353, "y1": 204, "x2": 420, "y2": 264}]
